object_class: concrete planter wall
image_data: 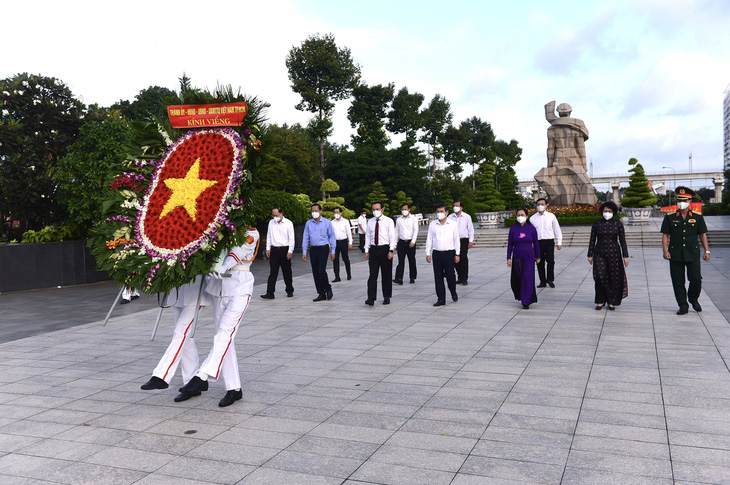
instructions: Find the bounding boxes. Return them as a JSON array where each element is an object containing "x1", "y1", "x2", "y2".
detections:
[
  {"x1": 498, "y1": 210, "x2": 514, "y2": 222},
  {"x1": 623, "y1": 207, "x2": 652, "y2": 225},
  {"x1": 0, "y1": 240, "x2": 109, "y2": 293},
  {"x1": 475, "y1": 212, "x2": 501, "y2": 229}
]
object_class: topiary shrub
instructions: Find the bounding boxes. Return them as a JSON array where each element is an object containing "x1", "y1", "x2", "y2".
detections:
[{"x1": 621, "y1": 158, "x2": 658, "y2": 208}]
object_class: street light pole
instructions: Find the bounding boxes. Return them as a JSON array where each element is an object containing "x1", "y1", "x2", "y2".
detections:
[{"x1": 662, "y1": 166, "x2": 676, "y2": 206}]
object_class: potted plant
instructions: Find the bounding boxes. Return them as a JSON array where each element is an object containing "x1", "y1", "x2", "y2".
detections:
[
  {"x1": 621, "y1": 157, "x2": 657, "y2": 225},
  {"x1": 473, "y1": 162, "x2": 505, "y2": 228}
]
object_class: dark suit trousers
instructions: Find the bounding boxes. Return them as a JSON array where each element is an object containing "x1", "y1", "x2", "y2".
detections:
[
  {"x1": 358, "y1": 233, "x2": 365, "y2": 253},
  {"x1": 309, "y1": 246, "x2": 331, "y2": 296},
  {"x1": 367, "y1": 246, "x2": 392, "y2": 300},
  {"x1": 670, "y1": 259, "x2": 702, "y2": 308},
  {"x1": 432, "y1": 250, "x2": 457, "y2": 302},
  {"x1": 537, "y1": 239, "x2": 555, "y2": 283},
  {"x1": 333, "y1": 239, "x2": 351, "y2": 278},
  {"x1": 455, "y1": 238, "x2": 470, "y2": 282},
  {"x1": 394, "y1": 239, "x2": 417, "y2": 281},
  {"x1": 266, "y1": 246, "x2": 293, "y2": 295}
]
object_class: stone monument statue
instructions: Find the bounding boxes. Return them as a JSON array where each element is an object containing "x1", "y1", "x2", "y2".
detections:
[{"x1": 534, "y1": 101, "x2": 597, "y2": 205}]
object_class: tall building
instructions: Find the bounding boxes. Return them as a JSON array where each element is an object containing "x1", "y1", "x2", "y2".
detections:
[{"x1": 725, "y1": 84, "x2": 730, "y2": 168}]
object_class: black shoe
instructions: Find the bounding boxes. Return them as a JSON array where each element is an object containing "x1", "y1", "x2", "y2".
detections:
[
  {"x1": 219, "y1": 389, "x2": 243, "y2": 407},
  {"x1": 677, "y1": 307, "x2": 689, "y2": 315},
  {"x1": 174, "y1": 391, "x2": 199, "y2": 402},
  {"x1": 393, "y1": 279, "x2": 403, "y2": 285},
  {"x1": 455, "y1": 280, "x2": 463, "y2": 285},
  {"x1": 131, "y1": 294, "x2": 140, "y2": 300},
  {"x1": 595, "y1": 303, "x2": 605, "y2": 310},
  {"x1": 548, "y1": 281, "x2": 555, "y2": 288},
  {"x1": 451, "y1": 293, "x2": 458, "y2": 302},
  {"x1": 537, "y1": 282, "x2": 547, "y2": 288},
  {"x1": 522, "y1": 304, "x2": 530, "y2": 309},
  {"x1": 141, "y1": 376, "x2": 168, "y2": 390},
  {"x1": 332, "y1": 278, "x2": 341, "y2": 283},
  {"x1": 260, "y1": 293, "x2": 275, "y2": 300},
  {"x1": 433, "y1": 300, "x2": 445, "y2": 307},
  {"x1": 313, "y1": 294, "x2": 326, "y2": 302},
  {"x1": 347, "y1": 275, "x2": 351, "y2": 280},
  {"x1": 365, "y1": 299, "x2": 374, "y2": 306},
  {"x1": 461, "y1": 281, "x2": 468, "y2": 286},
  {"x1": 120, "y1": 298, "x2": 131, "y2": 305},
  {"x1": 326, "y1": 289, "x2": 333, "y2": 300},
  {"x1": 410, "y1": 279, "x2": 415, "y2": 284},
  {"x1": 691, "y1": 301, "x2": 702, "y2": 312},
  {"x1": 608, "y1": 304, "x2": 615, "y2": 311},
  {"x1": 179, "y1": 376, "x2": 208, "y2": 394},
  {"x1": 286, "y1": 292, "x2": 294, "y2": 297},
  {"x1": 383, "y1": 298, "x2": 390, "y2": 305}
]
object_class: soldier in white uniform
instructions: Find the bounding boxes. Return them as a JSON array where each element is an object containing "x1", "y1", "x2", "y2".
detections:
[
  {"x1": 176, "y1": 227, "x2": 259, "y2": 407},
  {"x1": 140, "y1": 275, "x2": 212, "y2": 391}
]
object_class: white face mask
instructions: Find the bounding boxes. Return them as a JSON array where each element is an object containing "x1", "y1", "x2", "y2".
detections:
[
  {"x1": 401, "y1": 210, "x2": 409, "y2": 217},
  {"x1": 516, "y1": 216, "x2": 527, "y2": 224},
  {"x1": 603, "y1": 212, "x2": 613, "y2": 220},
  {"x1": 273, "y1": 215, "x2": 282, "y2": 222},
  {"x1": 437, "y1": 212, "x2": 446, "y2": 221},
  {"x1": 311, "y1": 212, "x2": 320, "y2": 219},
  {"x1": 537, "y1": 205, "x2": 546, "y2": 212},
  {"x1": 453, "y1": 206, "x2": 461, "y2": 213},
  {"x1": 678, "y1": 201, "x2": 690, "y2": 210},
  {"x1": 372, "y1": 210, "x2": 382, "y2": 218},
  {"x1": 334, "y1": 213, "x2": 341, "y2": 219}
]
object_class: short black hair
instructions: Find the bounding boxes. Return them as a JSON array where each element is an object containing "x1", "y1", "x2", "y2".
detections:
[
  {"x1": 436, "y1": 204, "x2": 447, "y2": 211},
  {"x1": 361, "y1": 209, "x2": 367, "y2": 214},
  {"x1": 272, "y1": 206, "x2": 283, "y2": 214},
  {"x1": 333, "y1": 207, "x2": 342, "y2": 213},
  {"x1": 371, "y1": 201, "x2": 383, "y2": 210},
  {"x1": 453, "y1": 200, "x2": 463, "y2": 207},
  {"x1": 599, "y1": 201, "x2": 618, "y2": 214},
  {"x1": 401, "y1": 203, "x2": 409, "y2": 210},
  {"x1": 311, "y1": 203, "x2": 322, "y2": 211},
  {"x1": 536, "y1": 197, "x2": 548, "y2": 205}
]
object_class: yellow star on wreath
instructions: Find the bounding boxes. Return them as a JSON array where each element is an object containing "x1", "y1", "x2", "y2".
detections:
[{"x1": 159, "y1": 158, "x2": 218, "y2": 221}]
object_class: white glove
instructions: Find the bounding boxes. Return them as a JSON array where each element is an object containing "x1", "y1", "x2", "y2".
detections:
[{"x1": 209, "y1": 271, "x2": 223, "y2": 280}]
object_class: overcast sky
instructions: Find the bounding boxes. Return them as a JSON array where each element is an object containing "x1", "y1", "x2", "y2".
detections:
[{"x1": 4, "y1": 0, "x2": 730, "y2": 186}]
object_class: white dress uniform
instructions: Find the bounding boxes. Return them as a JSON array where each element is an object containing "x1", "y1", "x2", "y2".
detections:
[
  {"x1": 199, "y1": 228, "x2": 259, "y2": 391},
  {"x1": 151, "y1": 275, "x2": 212, "y2": 385}
]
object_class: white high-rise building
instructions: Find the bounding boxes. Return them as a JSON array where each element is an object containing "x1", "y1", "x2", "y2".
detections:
[{"x1": 724, "y1": 84, "x2": 730, "y2": 168}]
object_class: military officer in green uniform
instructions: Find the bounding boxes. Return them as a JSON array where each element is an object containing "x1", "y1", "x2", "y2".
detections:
[{"x1": 661, "y1": 186, "x2": 711, "y2": 315}]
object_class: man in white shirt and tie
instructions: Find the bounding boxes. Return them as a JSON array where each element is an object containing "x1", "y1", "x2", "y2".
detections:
[
  {"x1": 529, "y1": 197, "x2": 562, "y2": 288},
  {"x1": 364, "y1": 202, "x2": 397, "y2": 305},
  {"x1": 448, "y1": 200, "x2": 474, "y2": 285},
  {"x1": 261, "y1": 206, "x2": 295, "y2": 299},
  {"x1": 393, "y1": 203, "x2": 418, "y2": 285},
  {"x1": 331, "y1": 207, "x2": 353, "y2": 282},
  {"x1": 357, "y1": 209, "x2": 367, "y2": 253},
  {"x1": 426, "y1": 204, "x2": 461, "y2": 306}
]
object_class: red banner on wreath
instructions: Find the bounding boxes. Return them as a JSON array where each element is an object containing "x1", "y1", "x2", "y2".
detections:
[{"x1": 167, "y1": 102, "x2": 248, "y2": 129}]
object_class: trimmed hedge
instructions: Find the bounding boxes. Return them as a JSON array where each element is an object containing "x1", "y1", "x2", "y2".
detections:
[{"x1": 504, "y1": 212, "x2": 623, "y2": 227}]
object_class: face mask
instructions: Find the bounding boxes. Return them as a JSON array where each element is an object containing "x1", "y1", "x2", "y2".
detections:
[
  {"x1": 372, "y1": 210, "x2": 382, "y2": 218},
  {"x1": 401, "y1": 210, "x2": 409, "y2": 217},
  {"x1": 453, "y1": 206, "x2": 461, "y2": 213},
  {"x1": 273, "y1": 216, "x2": 282, "y2": 222},
  {"x1": 516, "y1": 216, "x2": 526, "y2": 224},
  {"x1": 334, "y1": 213, "x2": 341, "y2": 219},
  {"x1": 437, "y1": 212, "x2": 446, "y2": 221},
  {"x1": 537, "y1": 205, "x2": 546, "y2": 212},
  {"x1": 678, "y1": 201, "x2": 690, "y2": 210},
  {"x1": 311, "y1": 212, "x2": 320, "y2": 219},
  {"x1": 603, "y1": 212, "x2": 613, "y2": 220}
]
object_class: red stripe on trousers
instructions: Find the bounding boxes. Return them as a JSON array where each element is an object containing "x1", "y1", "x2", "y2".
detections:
[
  {"x1": 162, "y1": 306, "x2": 201, "y2": 381},
  {"x1": 214, "y1": 295, "x2": 250, "y2": 379}
]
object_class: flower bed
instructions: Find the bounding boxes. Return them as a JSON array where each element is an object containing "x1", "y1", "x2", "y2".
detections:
[{"x1": 504, "y1": 205, "x2": 623, "y2": 227}]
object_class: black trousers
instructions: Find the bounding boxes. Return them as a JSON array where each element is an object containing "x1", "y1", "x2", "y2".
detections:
[
  {"x1": 333, "y1": 239, "x2": 351, "y2": 278},
  {"x1": 670, "y1": 259, "x2": 702, "y2": 308},
  {"x1": 537, "y1": 239, "x2": 555, "y2": 283},
  {"x1": 266, "y1": 246, "x2": 293, "y2": 295},
  {"x1": 432, "y1": 250, "x2": 457, "y2": 302},
  {"x1": 394, "y1": 239, "x2": 417, "y2": 281},
  {"x1": 358, "y1": 233, "x2": 365, "y2": 252},
  {"x1": 367, "y1": 245, "x2": 392, "y2": 300},
  {"x1": 454, "y1": 238, "x2": 470, "y2": 282},
  {"x1": 309, "y1": 245, "x2": 331, "y2": 296}
]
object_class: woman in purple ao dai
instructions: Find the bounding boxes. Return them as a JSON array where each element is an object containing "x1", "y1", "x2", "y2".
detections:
[{"x1": 507, "y1": 208, "x2": 541, "y2": 309}]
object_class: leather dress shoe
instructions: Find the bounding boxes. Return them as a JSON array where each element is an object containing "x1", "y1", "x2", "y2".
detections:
[
  {"x1": 286, "y1": 291, "x2": 294, "y2": 297},
  {"x1": 522, "y1": 304, "x2": 530, "y2": 309},
  {"x1": 365, "y1": 299, "x2": 374, "y2": 306},
  {"x1": 677, "y1": 307, "x2": 689, "y2": 315},
  {"x1": 410, "y1": 279, "x2": 415, "y2": 284},
  {"x1": 537, "y1": 282, "x2": 547, "y2": 288},
  {"x1": 120, "y1": 298, "x2": 130, "y2": 305},
  {"x1": 260, "y1": 293, "x2": 275, "y2": 299},
  {"x1": 174, "y1": 391, "x2": 200, "y2": 402},
  {"x1": 548, "y1": 281, "x2": 555, "y2": 288},
  {"x1": 433, "y1": 300, "x2": 445, "y2": 307},
  {"x1": 219, "y1": 389, "x2": 243, "y2": 407},
  {"x1": 691, "y1": 301, "x2": 702, "y2": 312},
  {"x1": 141, "y1": 376, "x2": 168, "y2": 390},
  {"x1": 332, "y1": 277, "x2": 341, "y2": 282},
  {"x1": 179, "y1": 376, "x2": 208, "y2": 394},
  {"x1": 313, "y1": 294, "x2": 326, "y2": 302},
  {"x1": 455, "y1": 280, "x2": 463, "y2": 285},
  {"x1": 393, "y1": 278, "x2": 403, "y2": 285},
  {"x1": 451, "y1": 293, "x2": 458, "y2": 302},
  {"x1": 383, "y1": 298, "x2": 390, "y2": 305},
  {"x1": 461, "y1": 281, "x2": 468, "y2": 286},
  {"x1": 326, "y1": 289, "x2": 333, "y2": 300},
  {"x1": 347, "y1": 275, "x2": 352, "y2": 280}
]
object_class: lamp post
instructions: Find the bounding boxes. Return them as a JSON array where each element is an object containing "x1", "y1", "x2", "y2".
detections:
[{"x1": 662, "y1": 166, "x2": 676, "y2": 206}]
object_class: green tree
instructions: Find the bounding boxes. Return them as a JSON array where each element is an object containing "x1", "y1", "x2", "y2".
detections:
[
  {"x1": 0, "y1": 73, "x2": 84, "y2": 239},
  {"x1": 621, "y1": 158, "x2": 658, "y2": 207},
  {"x1": 250, "y1": 189, "x2": 310, "y2": 226},
  {"x1": 498, "y1": 169, "x2": 523, "y2": 210},
  {"x1": 442, "y1": 117, "x2": 496, "y2": 189},
  {"x1": 286, "y1": 33, "x2": 361, "y2": 196},
  {"x1": 420, "y1": 94, "x2": 452, "y2": 160},
  {"x1": 348, "y1": 82, "x2": 394, "y2": 150},
  {"x1": 389, "y1": 191, "x2": 415, "y2": 217},
  {"x1": 318, "y1": 196, "x2": 355, "y2": 220},
  {"x1": 56, "y1": 118, "x2": 132, "y2": 234},
  {"x1": 387, "y1": 87, "x2": 424, "y2": 147},
  {"x1": 473, "y1": 162, "x2": 504, "y2": 212},
  {"x1": 364, "y1": 181, "x2": 389, "y2": 215},
  {"x1": 320, "y1": 178, "x2": 340, "y2": 202},
  {"x1": 111, "y1": 85, "x2": 177, "y2": 121},
  {"x1": 255, "y1": 124, "x2": 320, "y2": 194}
]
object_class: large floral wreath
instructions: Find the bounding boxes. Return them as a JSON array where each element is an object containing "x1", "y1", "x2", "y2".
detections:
[{"x1": 89, "y1": 92, "x2": 266, "y2": 295}]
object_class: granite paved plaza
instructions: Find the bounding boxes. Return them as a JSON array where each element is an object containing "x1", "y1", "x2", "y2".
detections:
[{"x1": 1, "y1": 246, "x2": 730, "y2": 484}]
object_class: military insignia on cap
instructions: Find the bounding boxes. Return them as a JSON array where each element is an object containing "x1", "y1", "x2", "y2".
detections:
[{"x1": 679, "y1": 189, "x2": 685, "y2": 194}]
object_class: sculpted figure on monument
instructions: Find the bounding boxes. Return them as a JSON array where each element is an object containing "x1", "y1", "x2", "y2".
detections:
[{"x1": 535, "y1": 101, "x2": 597, "y2": 205}]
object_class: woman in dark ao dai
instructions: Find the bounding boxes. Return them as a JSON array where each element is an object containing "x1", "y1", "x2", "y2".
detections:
[{"x1": 588, "y1": 201, "x2": 629, "y2": 310}]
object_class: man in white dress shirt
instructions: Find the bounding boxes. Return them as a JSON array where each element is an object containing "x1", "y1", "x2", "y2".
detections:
[
  {"x1": 529, "y1": 197, "x2": 562, "y2": 288},
  {"x1": 261, "y1": 206, "x2": 295, "y2": 299},
  {"x1": 331, "y1": 207, "x2": 353, "y2": 282},
  {"x1": 357, "y1": 209, "x2": 367, "y2": 253},
  {"x1": 364, "y1": 202, "x2": 397, "y2": 305},
  {"x1": 426, "y1": 204, "x2": 461, "y2": 306},
  {"x1": 448, "y1": 200, "x2": 474, "y2": 286},
  {"x1": 393, "y1": 203, "x2": 418, "y2": 285}
]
